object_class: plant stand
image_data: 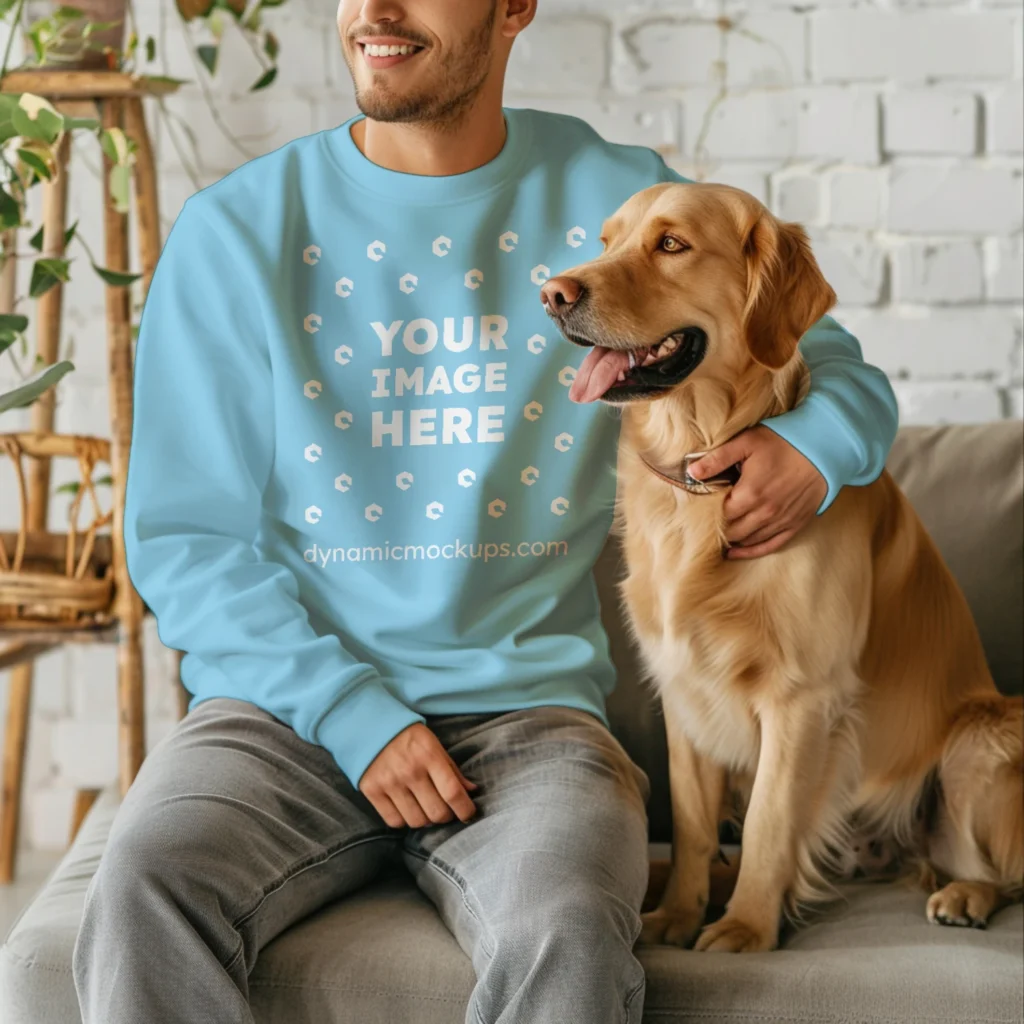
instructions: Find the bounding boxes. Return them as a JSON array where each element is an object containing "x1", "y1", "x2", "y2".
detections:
[{"x1": 0, "y1": 70, "x2": 179, "y2": 883}]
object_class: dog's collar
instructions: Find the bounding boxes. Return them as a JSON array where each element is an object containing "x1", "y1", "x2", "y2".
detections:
[{"x1": 637, "y1": 449, "x2": 741, "y2": 495}]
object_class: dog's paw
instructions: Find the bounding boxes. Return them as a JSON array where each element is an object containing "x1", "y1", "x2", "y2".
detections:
[
  {"x1": 638, "y1": 907, "x2": 704, "y2": 948},
  {"x1": 694, "y1": 915, "x2": 776, "y2": 953},
  {"x1": 926, "y1": 882, "x2": 996, "y2": 929}
]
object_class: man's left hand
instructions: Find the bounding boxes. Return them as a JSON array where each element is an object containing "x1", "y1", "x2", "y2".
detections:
[{"x1": 687, "y1": 426, "x2": 827, "y2": 560}]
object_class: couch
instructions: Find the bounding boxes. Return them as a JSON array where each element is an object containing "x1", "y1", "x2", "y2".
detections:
[{"x1": 3, "y1": 422, "x2": 1022, "y2": 1023}]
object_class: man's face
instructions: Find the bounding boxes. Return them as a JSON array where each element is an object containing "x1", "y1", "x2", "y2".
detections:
[{"x1": 337, "y1": 1, "x2": 501, "y2": 124}]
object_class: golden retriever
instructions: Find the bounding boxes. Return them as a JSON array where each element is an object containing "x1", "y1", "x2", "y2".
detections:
[{"x1": 540, "y1": 181, "x2": 1023, "y2": 952}]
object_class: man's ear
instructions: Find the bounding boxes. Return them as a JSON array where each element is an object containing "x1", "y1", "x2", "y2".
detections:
[{"x1": 741, "y1": 213, "x2": 837, "y2": 370}]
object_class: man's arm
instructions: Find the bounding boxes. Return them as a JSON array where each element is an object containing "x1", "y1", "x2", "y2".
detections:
[
  {"x1": 761, "y1": 315, "x2": 898, "y2": 512},
  {"x1": 654, "y1": 158, "x2": 899, "y2": 515},
  {"x1": 125, "y1": 196, "x2": 425, "y2": 789}
]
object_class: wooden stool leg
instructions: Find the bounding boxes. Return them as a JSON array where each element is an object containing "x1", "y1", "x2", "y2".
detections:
[
  {"x1": 0, "y1": 669, "x2": 32, "y2": 884},
  {"x1": 68, "y1": 788, "x2": 101, "y2": 844},
  {"x1": 124, "y1": 96, "x2": 161, "y2": 298},
  {"x1": 0, "y1": 137, "x2": 72, "y2": 883},
  {"x1": 101, "y1": 96, "x2": 146, "y2": 796},
  {"x1": 127, "y1": 96, "x2": 182, "y2": 733}
]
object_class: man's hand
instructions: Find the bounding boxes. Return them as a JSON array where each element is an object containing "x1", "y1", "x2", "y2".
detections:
[
  {"x1": 360, "y1": 723, "x2": 479, "y2": 829},
  {"x1": 687, "y1": 426, "x2": 827, "y2": 560}
]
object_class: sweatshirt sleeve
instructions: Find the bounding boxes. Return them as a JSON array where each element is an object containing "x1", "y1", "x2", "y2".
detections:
[
  {"x1": 124, "y1": 194, "x2": 425, "y2": 788},
  {"x1": 653, "y1": 157, "x2": 899, "y2": 512},
  {"x1": 760, "y1": 316, "x2": 899, "y2": 513}
]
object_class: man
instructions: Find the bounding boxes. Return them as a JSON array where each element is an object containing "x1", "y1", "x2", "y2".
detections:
[{"x1": 72, "y1": 2, "x2": 898, "y2": 1022}]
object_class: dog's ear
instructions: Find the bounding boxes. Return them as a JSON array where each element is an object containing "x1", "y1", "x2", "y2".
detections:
[{"x1": 740, "y1": 213, "x2": 837, "y2": 370}]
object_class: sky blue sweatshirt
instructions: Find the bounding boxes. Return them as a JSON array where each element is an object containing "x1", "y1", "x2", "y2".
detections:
[{"x1": 125, "y1": 105, "x2": 899, "y2": 788}]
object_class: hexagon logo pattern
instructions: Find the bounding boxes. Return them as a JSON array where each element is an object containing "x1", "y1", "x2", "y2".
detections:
[{"x1": 566, "y1": 226, "x2": 586, "y2": 248}]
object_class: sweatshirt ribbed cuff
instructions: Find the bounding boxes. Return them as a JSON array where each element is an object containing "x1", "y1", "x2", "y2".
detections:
[
  {"x1": 315, "y1": 676, "x2": 426, "y2": 789},
  {"x1": 760, "y1": 391, "x2": 866, "y2": 514}
]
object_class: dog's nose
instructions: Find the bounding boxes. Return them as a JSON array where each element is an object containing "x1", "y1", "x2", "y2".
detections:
[{"x1": 540, "y1": 276, "x2": 582, "y2": 315}]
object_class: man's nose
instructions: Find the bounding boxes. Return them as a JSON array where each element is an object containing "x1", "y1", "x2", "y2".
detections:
[{"x1": 540, "y1": 276, "x2": 583, "y2": 315}]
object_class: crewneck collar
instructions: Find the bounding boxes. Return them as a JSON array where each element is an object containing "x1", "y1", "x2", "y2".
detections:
[{"x1": 321, "y1": 106, "x2": 533, "y2": 205}]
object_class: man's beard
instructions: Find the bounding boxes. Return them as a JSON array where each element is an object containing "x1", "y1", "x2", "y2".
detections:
[{"x1": 349, "y1": 2, "x2": 498, "y2": 129}]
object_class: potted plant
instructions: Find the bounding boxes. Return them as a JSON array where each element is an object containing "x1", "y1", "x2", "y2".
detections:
[{"x1": 0, "y1": 0, "x2": 291, "y2": 430}]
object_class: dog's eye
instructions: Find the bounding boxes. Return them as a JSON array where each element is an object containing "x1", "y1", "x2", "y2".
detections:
[{"x1": 660, "y1": 235, "x2": 691, "y2": 253}]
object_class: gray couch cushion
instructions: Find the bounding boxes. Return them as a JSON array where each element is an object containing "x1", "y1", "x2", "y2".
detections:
[{"x1": 2, "y1": 785, "x2": 1022, "y2": 1024}]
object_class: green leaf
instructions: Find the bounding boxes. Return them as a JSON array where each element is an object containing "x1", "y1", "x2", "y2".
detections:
[
  {"x1": 92, "y1": 262, "x2": 141, "y2": 287},
  {"x1": 0, "y1": 314, "x2": 29, "y2": 334},
  {"x1": 109, "y1": 163, "x2": 132, "y2": 213},
  {"x1": 145, "y1": 36, "x2": 156, "y2": 62},
  {"x1": 29, "y1": 257, "x2": 71, "y2": 298},
  {"x1": 197, "y1": 44, "x2": 218, "y2": 75},
  {"x1": 0, "y1": 189, "x2": 21, "y2": 230},
  {"x1": 263, "y1": 30, "x2": 279, "y2": 61},
  {"x1": 62, "y1": 115, "x2": 100, "y2": 132},
  {"x1": 137, "y1": 74, "x2": 189, "y2": 88},
  {"x1": 251, "y1": 66, "x2": 277, "y2": 91},
  {"x1": 12, "y1": 97, "x2": 64, "y2": 144},
  {"x1": 0, "y1": 360, "x2": 75, "y2": 415},
  {"x1": 28, "y1": 220, "x2": 78, "y2": 252},
  {"x1": 55, "y1": 480, "x2": 80, "y2": 495},
  {"x1": 17, "y1": 146, "x2": 53, "y2": 181},
  {"x1": 99, "y1": 126, "x2": 131, "y2": 165}
]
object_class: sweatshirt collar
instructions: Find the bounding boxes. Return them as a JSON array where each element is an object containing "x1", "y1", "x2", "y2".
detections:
[{"x1": 321, "y1": 106, "x2": 533, "y2": 205}]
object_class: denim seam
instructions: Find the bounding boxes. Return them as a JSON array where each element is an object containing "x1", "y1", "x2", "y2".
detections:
[
  {"x1": 403, "y1": 847, "x2": 497, "y2": 960},
  {"x1": 223, "y1": 830, "x2": 396, "y2": 973},
  {"x1": 624, "y1": 972, "x2": 646, "y2": 1024}
]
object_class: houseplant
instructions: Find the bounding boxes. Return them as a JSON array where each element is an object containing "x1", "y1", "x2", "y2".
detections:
[{"x1": 0, "y1": 0, "x2": 290, "y2": 423}]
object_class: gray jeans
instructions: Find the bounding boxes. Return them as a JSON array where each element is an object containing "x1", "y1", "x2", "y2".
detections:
[{"x1": 71, "y1": 697, "x2": 652, "y2": 1023}]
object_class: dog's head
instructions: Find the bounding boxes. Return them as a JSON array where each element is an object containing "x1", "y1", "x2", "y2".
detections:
[{"x1": 542, "y1": 182, "x2": 837, "y2": 404}]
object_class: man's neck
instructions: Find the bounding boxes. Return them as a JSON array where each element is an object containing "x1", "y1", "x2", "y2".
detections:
[{"x1": 349, "y1": 102, "x2": 508, "y2": 178}]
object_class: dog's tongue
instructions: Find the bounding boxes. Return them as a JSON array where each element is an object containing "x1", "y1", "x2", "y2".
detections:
[{"x1": 569, "y1": 346, "x2": 631, "y2": 403}]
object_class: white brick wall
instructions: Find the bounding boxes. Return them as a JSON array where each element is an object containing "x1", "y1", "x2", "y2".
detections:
[{"x1": 2, "y1": 0, "x2": 1021, "y2": 852}]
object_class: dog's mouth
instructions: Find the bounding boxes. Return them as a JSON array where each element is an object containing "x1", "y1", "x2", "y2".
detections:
[{"x1": 566, "y1": 328, "x2": 708, "y2": 404}]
